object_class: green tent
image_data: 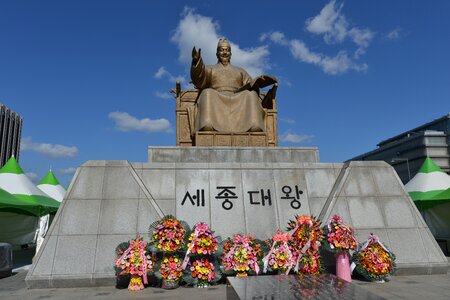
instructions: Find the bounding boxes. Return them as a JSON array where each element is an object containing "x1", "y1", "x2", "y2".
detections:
[
  {"x1": 405, "y1": 157, "x2": 450, "y2": 211},
  {"x1": 0, "y1": 188, "x2": 41, "y2": 216},
  {"x1": 405, "y1": 157, "x2": 450, "y2": 239},
  {"x1": 0, "y1": 156, "x2": 60, "y2": 216}
]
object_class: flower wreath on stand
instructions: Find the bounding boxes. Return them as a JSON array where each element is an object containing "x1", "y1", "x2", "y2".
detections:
[
  {"x1": 181, "y1": 222, "x2": 222, "y2": 287},
  {"x1": 286, "y1": 215, "x2": 324, "y2": 275},
  {"x1": 149, "y1": 215, "x2": 190, "y2": 289},
  {"x1": 351, "y1": 234, "x2": 396, "y2": 282},
  {"x1": 221, "y1": 234, "x2": 264, "y2": 277},
  {"x1": 325, "y1": 215, "x2": 357, "y2": 253},
  {"x1": 114, "y1": 236, "x2": 153, "y2": 291},
  {"x1": 262, "y1": 230, "x2": 295, "y2": 274},
  {"x1": 324, "y1": 215, "x2": 357, "y2": 282}
]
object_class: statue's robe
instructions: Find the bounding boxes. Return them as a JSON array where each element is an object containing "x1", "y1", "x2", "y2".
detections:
[{"x1": 191, "y1": 58, "x2": 265, "y2": 133}]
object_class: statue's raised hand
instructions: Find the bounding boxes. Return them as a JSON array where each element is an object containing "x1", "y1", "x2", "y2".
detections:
[{"x1": 192, "y1": 47, "x2": 201, "y2": 65}]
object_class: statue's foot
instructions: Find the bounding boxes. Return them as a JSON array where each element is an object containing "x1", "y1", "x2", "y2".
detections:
[
  {"x1": 248, "y1": 126, "x2": 263, "y2": 132},
  {"x1": 199, "y1": 125, "x2": 216, "y2": 131}
]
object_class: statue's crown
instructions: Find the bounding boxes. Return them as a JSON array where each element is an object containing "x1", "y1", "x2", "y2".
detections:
[{"x1": 217, "y1": 38, "x2": 231, "y2": 49}]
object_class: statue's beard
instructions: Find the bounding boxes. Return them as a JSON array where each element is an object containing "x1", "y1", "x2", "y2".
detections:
[{"x1": 218, "y1": 55, "x2": 230, "y2": 65}]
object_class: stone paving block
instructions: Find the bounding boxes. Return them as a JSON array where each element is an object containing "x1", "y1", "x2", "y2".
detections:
[
  {"x1": 104, "y1": 160, "x2": 129, "y2": 167},
  {"x1": 273, "y1": 169, "x2": 310, "y2": 226},
  {"x1": 137, "y1": 199, "x2": 163, "y2": 233},
  {"x1": 180, "y1": 148, "x2": 210, "y2": 162},
  {"x1": 30, "y1": 235, "x2": 57, "y2": 275},
  {"x1": 102, "y1": 167, "x2": 140, "y2": 199},
  {"x1": 309, "y1": 197, "x2": 327, "y2": 216},
  {"x1": 51, "y1": 274, "x2": 93, "y2": 288},
  {"x1": 372, "y1": 167, "x2": 405, "y2": 196},
  {"x1": 209, "y1": 169, "x2": 246, "y2": 238},
  {"x1": 343, "y1": 167, "x2": 377, "y2": 196},
  {"x1": 289, "y1": 148, "x2": 315, "y2": 162},
  {"x1": 347, "y1": 197, "x2": 385, "y2": 228},
  {"x1": 59, "y1": 200, "x2": 101, "y2": 235},
  {"x1": 242, "y1": 169, "x2": 278, "y2": 239},
  {"x1": 98, "y1": 200, "x2": 139, "y2": 235},
  {"x1": 326, "y1": 196, "x2": 353, "y2": 226},
  {"x1": 238, "y1": 148, "x2": 265, "y2": 163},
  {"x1": 94, "y1": 234, "x2": 133, "y2": 274},
  {"x1": 271, "y1": 149, "x2": 291, "y2": 163},
  {"x1": 81, "y1": 160, "x2": 106, "y2": 167},
  {"x1": 70, "y1": 166, "x2": 105, "y2": 199},
  {"x1": 175, "y1": 169, "x2": 211, "y2": 227},
  {"x1": 209, "y1": 148, "x2": 240, "y2": 162},
  {"x1": 24, "y1": 276, "x2": 51, "y2": 289},
  {"x1": 387, "y1": 228, "x2": 428, "y2": 264},
  {"x1": 148, "y1": 147, "x2": 181, "y2": 162},
  {"x1": 141, "y1": 168, "x2": 176, "y2": 199},
  {"x1": 155, "y1": 199, "x2": 176, "y2": 216},
  {"x1": 382, "y1": 196, "x2": 416, "y2": 228},
  {"x1": 304, "y1": 168, "x2": 338, "y2": 198},
  {"x1": 418, "y1": 228, "x2": 447, "y2": 263},
  {"x1": 53, "y1": 235, "x2": 97, "y2": 275}
]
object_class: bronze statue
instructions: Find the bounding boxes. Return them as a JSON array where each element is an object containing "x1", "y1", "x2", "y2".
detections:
[{"x1": 191, "y1": 39, "x2": 277, "y2": 133}]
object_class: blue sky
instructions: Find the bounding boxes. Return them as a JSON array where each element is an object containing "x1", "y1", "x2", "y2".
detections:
[{"x1": 1, "y1": 0, "x2": 449, "y2": 187}]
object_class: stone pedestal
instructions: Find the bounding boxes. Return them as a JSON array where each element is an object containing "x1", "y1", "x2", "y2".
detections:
[{"x1": 26, "y1": 147, "x2": 449, "y2": 288}]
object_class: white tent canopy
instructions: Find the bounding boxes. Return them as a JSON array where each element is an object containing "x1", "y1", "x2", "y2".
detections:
[{"x1": 405, "y1": 157, "x2": 450, "y2": 239}]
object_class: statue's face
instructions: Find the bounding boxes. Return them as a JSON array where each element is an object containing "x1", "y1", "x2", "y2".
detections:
[{"x1": 217, "y1": 45, "x2": 231, "y2": 64}]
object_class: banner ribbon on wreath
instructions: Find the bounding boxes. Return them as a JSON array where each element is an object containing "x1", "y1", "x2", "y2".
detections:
[
  {"x1": 182, "y1": 229, "x2": 200, "y2": 270},
  {"x1": 294, "y1": 238, "x2": 311, "y2": 273},
  {"x1": 262, "y1": 241, "x2": 276, "y2": 273}
]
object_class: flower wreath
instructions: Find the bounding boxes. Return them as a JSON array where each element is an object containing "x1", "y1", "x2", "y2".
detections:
[
  {"x1": 325, "y1": 215, "x2": 357, "y2": 253},
  {"x1": 351, "y1": 234, "x2": 396, "y2": 282},
  {"x1": 262, "y1": 230, "x2": 295, "y2": 274},
  {"x1": 221, "y1": 234, "x2": 263, "y2": 276},
  {"x1": 183, "y1": 257, "x2": 222, "y2": 287},
  {"x1": 114, "y1": 236, "x2": 153, "y2": 290},
  {"x1": 149, "y1": 215, "x2": 190, "y2": 253},
  {"x1": 286, "y1": 215, "x2": 324, "y2": 274}
]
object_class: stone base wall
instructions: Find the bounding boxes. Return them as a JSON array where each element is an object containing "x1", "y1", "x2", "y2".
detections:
[{"x1": 26, "y1": 150, "x2": 449, "y2": 288}]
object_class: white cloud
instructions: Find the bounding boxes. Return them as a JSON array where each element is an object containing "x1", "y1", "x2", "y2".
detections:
[
  {"x1": 280, "y1": 118, "x2": 296, "y2": 125},
  {"x1": 58, "y1": 167, "x2": 77, "y2": 175},
  {"x1": 155, "y1": 91, "x2": 173, "y2": 100},
  {"x1": 262, "y1": 27, "x2": 368, "y2": 75},
  {"x1": 170, "y1": 7, "x2": 269, "y2": 77},
  {"x1": 306, "y1": 0, "x2": 346, "y2": 41},
  {"x1": 306, "y1": 0, "x2": 374, "y2": 58},
  {"x1": 25, "y1": 172, "x2": 39, "y2": 183},
  {"x1": 386, "y1": 27, "x2": 402, "y2": 40},
  {"x1": 289, "y1": 40, "x2": 322, "y2": 64},
  {"x1": 280, "y1": 131, "x2": 314, "y2": 144},
  {"x1": 108, "y1": 111, "x2": 171, "y2": 133},
  {"x1": 154, "y1": 66, "x2": 186, "y2": 83},
  {"x1": 21, "y1": 137, "x2": 78, "y2": 158}
]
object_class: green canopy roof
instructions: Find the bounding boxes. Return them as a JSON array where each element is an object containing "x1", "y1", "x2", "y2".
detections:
[
  {"x1": 406, "y1": 157, "x2": 450, "y2": 211},
  {"x1": 0, "y1": 188, "x2": 41, "y2": 216},
  {"x1": 39, "y1": 169, "x2": 60, "y2": 186},
  {"x1": 0, "y1": 156, "x2": 24, "y2": 174},
  {"x1": 418, "y1": 157, "x2": 444, "y2": 173}
]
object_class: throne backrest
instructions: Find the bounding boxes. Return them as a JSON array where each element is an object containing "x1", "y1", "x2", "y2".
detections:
[{"x1": 174, "y1": 82, "x2": 278, "y2": 147}]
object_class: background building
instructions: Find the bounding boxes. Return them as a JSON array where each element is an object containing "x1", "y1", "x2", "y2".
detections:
[
  {"x1": 0, "y1": 104, "x2": 23, "y2": 168},
  {"x1": 351, "y1": 113, "x2": 450, "y2": 184}
]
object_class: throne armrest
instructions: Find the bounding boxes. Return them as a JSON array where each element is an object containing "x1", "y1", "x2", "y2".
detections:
[{"x1": 261, "y1": 83, "x2": 277, "y2": 109}]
